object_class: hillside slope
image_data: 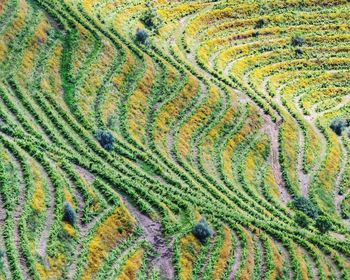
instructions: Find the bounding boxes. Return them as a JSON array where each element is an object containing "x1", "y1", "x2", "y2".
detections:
[{"x1": 0, "y1": 0, "x2": 350, "y2": 279}]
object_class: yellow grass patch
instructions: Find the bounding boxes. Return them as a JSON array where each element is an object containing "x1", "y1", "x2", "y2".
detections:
[
  {"x1": 36, "y1": 254, "x2": 66, "y2": 279},
  {"x1": 63, "y1": 222, "x2": 76, "y2": 237},
  {"x1": 0, "y1": 41, "x2": 7, "y2": 63},
  {"x1": 239, "y1": 228, "x2": 254, "y2": 280},
  {"x1": 82, "y1": 206, "x2": 136, "y2": 280},
  {"x1": 155, "y1": 76, "x2": 199, "y2": 150},
  {"x1": 63, "y1": 188, "x2": 75, "y2": 208},
  {"x1": 269, "y1": 237, "x2": 283, "y2": 279},
  {"x1": 178, "y1": 86, "x2": 221, "y2": 159},
  {"x1": 213, "y1": 226, "x2": 232, "y2": 279},
  {"x1": 30, "y1": 161, "x2": 46, "y2": 213},
  {"x1": 117, "y1": 248, "x2": 144, "y2": 280},
  {"x1": 128, "y1": 56, "x2": 155, "y2": 145},
  {"x1": 295, "y1": 245, "x2": 309, "y2": 280},
  {"x1": 264, "y1": 166, "x2": 280, "y2": 199},
  {"x1": 179, "y1": 233, "x2": 201, "y2": 280}
]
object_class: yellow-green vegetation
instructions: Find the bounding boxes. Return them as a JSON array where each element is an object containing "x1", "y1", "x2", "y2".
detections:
[{"x1": 0, "y1": 0, "x2": 349, "y2": 279}]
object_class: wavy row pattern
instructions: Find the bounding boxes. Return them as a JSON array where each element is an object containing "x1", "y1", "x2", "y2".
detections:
[{"x1": 0, "y1": 0, "x2": 349, "y2": 279}]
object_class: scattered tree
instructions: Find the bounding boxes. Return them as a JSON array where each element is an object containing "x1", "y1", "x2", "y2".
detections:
[
  {"x1": 63, "y1": 202, "x2": 76, "y2": 226},
  {"x1": 96, "y1": 129, "x2": 115, "y2": 151},
  {"x1": 291, "y1": 36, "x2": 305, "y2": 46},
  {"x1": 255, "y1": 18, "x2": 268, "y2": 29},
  {"x1": 141, "y1": 6, "x2": 162, "y2": 30},
  {"x1": 295, "y1": 48, "x2": 303, "y2": 56},
  {"x1": 193, "y1": 219, "x2": 214, "y2": 243},
  {"x1": 330, "y1": 118, "x2": 348, "y2": 136},
  {"x1": 316, "y1": 215, "x2": 332, "y2": 233},
  {"x1": 136, "y1": 28, "x2": 149, "y2": 45},
  {"x1": 292, "y1": 196, "x2": 319, "y2": 219}
]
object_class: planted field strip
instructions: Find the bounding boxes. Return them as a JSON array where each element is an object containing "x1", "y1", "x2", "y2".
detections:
[{"x1": 0, "y1": 0, "x2": 349, "y2": 279}]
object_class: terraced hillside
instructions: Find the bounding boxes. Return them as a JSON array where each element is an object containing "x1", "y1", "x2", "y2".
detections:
[{"x1": 0, "y1": 0, "x2": 350, "y2": 279}]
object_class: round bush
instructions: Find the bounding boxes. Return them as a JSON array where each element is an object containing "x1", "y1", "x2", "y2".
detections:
[
  {"x1": 291, "y1": 36, "x2": 305, "y2": 46},
  {"x1": 96, "y1": 129, "x2": 115, "y2": 151},
  {"x1": 330, "y1": 118, "x2": 348, "y2": 136},
  {"x1": 63, "y1": 202, "x2": 76, "y2": 226},
  {"x1": 136, "y1": 28, "x2": 149, "y2": 45},
  {"x1": 192, "y1": 219, "x2": 214, "y2": 243}
]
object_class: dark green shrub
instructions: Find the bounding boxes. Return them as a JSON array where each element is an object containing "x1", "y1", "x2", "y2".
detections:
[
  {"x1": 330, "y1": 118, "x2": 348, "y2": 136},
  {"x1": 141, "y1": 6, "x2": 162, "y2": 30},
  {"x1": 255, "y1": 18, "x2": 268, "y2": 28},
  {"x1": 295, "y1": 48, "x2": 303, "y2": 56},
  {"x1": 63, "y1": 202, "x2": 76, "y2": 226},
  {"x1": 136, "y1": 28, "x2": 149, "y2": 45},
  {"x1": 96, "y1": 129, "x2": 115, "y2": 151},
  {"x1": 292, "y1": 196, "x2": 319, "y2": 219},
  {"x1": 294, "y1": 211, "x2": 312, "y2": 228},
  {"x1": 316, "y1": 215, "x2": 332, "y2": 233},
  {"x1": 193, "y1": 219, "x2": 214, "y2": 243},
  {"x1": 0, "y1": 249, "x2": 4, "y2": 269},
  {"x1": 291, "y1": 36, "x2": 305, "y2": 46}
]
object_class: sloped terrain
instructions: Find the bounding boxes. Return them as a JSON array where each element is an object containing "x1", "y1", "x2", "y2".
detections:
[{"x1": 0, "y1": 0, "x2": 350, "y2": 279}]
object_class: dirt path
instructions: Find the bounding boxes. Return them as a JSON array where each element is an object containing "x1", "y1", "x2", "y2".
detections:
[
  {"x1": 66, "y1": 244, "x2": 82, "y2": 280},
  {"x1": 36, "y1": 169, "x2": 55, "y2": 259},
  {"x1": 10, "y1": 154, "x2": 31, "y2": 280},
  {"x1": 294, "y1": 92, "x2": 328, "y2": 190},
  {"x1": 258, "y1": 77, "x2": 292, "y2": 203},
  {"x1": 325, "y1": 252, "x2": 342, "y2": 279},
  {"x1": 0, "y1": 193, "x2": 11, "y2": 279},
  {"x1": 198, "y1": 239, "x2": 216, "y2": 278},
  {"x1": 263, "y1": 120, "x2": 291, "y2": 203},
  {"x1": 211, "y1": 45, "x2": 291, "y2": 204},
  {"x1": 256, "y1": 235, "x2": 267, "y2": 279},
  {"x1": 301, "y1": 247, "x2": 319, "y2": 280},
  {"x1": 123, "y1": 198, "x2": 174, "y2": 279},
  {"x1": 222, "y1": 65, "x2": 293, "y2": 205},
  {"x1": 297, "y1": 133, "x2": 310, "y2": 197},
  {"x1": 276, "y1": 240, "x2": 294, "y2": 280},
  {"x1": 229, "y1": 231, "x2": 242, "y2": 280},
  {"x1": 75, "y1": 164, "x2": 95, "y2": 185},
  {"x1": 66, "y1": 165, "x2": 106, "y2": 280},
  {"x1": 273, "y1": 83, "x2": 312, "y2": 197},
  {"x1": 298, "y1": 91, "x2": 350, "y2": 226},
  {"x1": 182, "y1": 29, "x2": 291, "y2": 205}
]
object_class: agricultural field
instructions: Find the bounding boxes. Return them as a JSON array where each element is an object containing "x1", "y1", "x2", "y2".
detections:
[{"x1": 0, "y1": 0, "x2": 349, "y2": 279}]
